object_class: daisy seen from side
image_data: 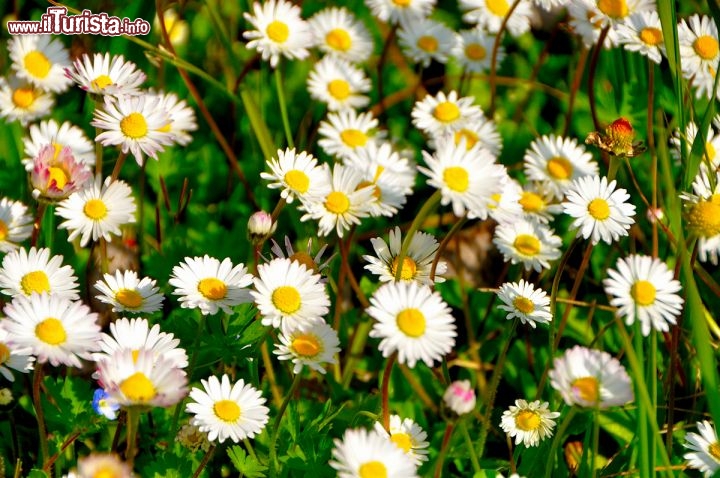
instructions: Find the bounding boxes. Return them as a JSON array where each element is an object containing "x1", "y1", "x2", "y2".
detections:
[
  {"x1": 22, "y1": 119, "x2": 95, "y2": 171},
  {"x1": 616, "y1": 11, "x2": 666, "y2": 64},
  {"x1": 148, "y1": 90, "x2": 198, "y2": 146},
  {"x1": 243, "y1": 0, "x2": 312, "y2": 68},
  {"x1": 459, "y1": 0, "x2": 534, "y2": 37},
  {"x1": 500, "y1": 399, "x2": 560, "y2": 447},
  {"x1": 0, "y1": 247, "x2": 79, "y2": 300},
  {"x1": 684, "y1": 421, "x2": 720, "y2": 477},
  {"x1": 365, "y1": 0, "x2": 435, "y2": 25},
  {"x1": 93, "y1": 269, "x2": 164, "y2": 314},
  {"x1": 373, "y1": 415, "x2": 430, "y2": 466},
  {"x1": 0, "y1": 327, "x2": 34, "y2": 382},
  {"x1": 430, "y1": 115, "x2": 503, "y2": 157},
  {"x1": 0, "y1": 198, "x2": 32, "y2": 253},
  {"x1": 681, "y1": 170, "x2": 720, "y2": 264},
  {"x1": 274, "y1": 320, "x2": 340, "y2": 374},
  {"x1": 497, "y1": 279, "x2": 553, "y2": 328},
  {"x1": 330, "y1": 427, "x2": 419, "y2": 478},
  {"x1": 30, "y1": 145, "x2": 92, "y2": 202},
  {"x1": 493, "y1": 219, "x2": 563, "y2": 272},
  {"x1": 9, "y1": 35, "x2": 72, "y2": 92},
  {"x1": 65, "y1": 52, "x2": 146, "y2": 96}
]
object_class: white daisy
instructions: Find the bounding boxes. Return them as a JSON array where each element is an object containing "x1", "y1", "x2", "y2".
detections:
[
  {"x1": 2, "y1": 293, "x2": 101, "y2": 368},
  {"x1": 93, "y1": 270, "x2": 164, "y2": 314},
  {"x1": 251, "y1": 257, "x2": 330, "y2": 331},
  {"x1": 186, "y1": 374, "x2": 269, "y2": 444},
  {"x1": 443, "y1": 379, "x2": 476, "y2": 415},
  {"x1": 459, "y1": 0, "x2": 534, "y2": 37},
  {"x1": 74, "y1": 454, "x2": 132, "y2": 478},
  {"x1": 0, "y1": 198, "x2": 32, "y2": 253},
  {"x1": 8, "y1": 35, "x2": 72, "y2": 93},
  {"x1": 681, "y1": 170, "x2": 720, "y2": 264},
  {"x1": 516, "y1": 184, "x2": 563, "y2": 225},
  {"x1": 363, "y1": 226, "x2": 447, "y2": 285},
  {"x1": 603, "y1": 254, "x2": 683, "y2": 336},
  {"x1": 22, "y1": 119, "x2": 95, "y2": 171},
  {"x1": 330, "y1": 427, "x2": 419, "y2": 478},
  {"x1": 0, "y1": 327, "x2": 34, "y2": 382},
  {"x1": 260, "y1": 148, "x2": 327, "y2": 204},
  {"x1": 29, "y1": 144, "x2": 93, "y2": 202},
  {"x1": 678, "y1": 14, "x2": 719, "y2": 78},
  {"x1": 452, "y1": 28, "x2": 503, "y2": 74},
  {"x1": 670, "y1": 122, "x2": 720, "y2": 169},
  {"x1": 318, "y1": 109, "x2": 381, "y2": 160},
  {"x1": 365, "y1": 0, "x2": 436, "y2": 25},
  {"x1": 154, "y1": 9, "x2": 190, "y2": 47},
  {"x1": 169, "y1": 255, "x2": 254, "y2": 316},
  {"x1": 533, "y1": 0, "x2": 569, "y2": 10},
  {"x1": 500, "y1": 399, "x2": 560, "y2": 447},
  {"x1": 398, "y1": 17, "x2": 456, "y2": 67},
  {"x1": 307, "y1": 56, "x2": 371, "y2": 111},
  {"x1": 487, "y1": 171, "x2": 523, "y2": 225},
  {"x1": 148, "y1": 90, "x2": 197, "y2": 146},
  {"x1": 616, "y1": 11, "x2": 665, "y2": 64},
  {"x1": 0, "y1": 247, "x2": 79, "y2": 300},
  {"x1": 411, "y1": 90, "x2": 484, "y2": 137},
  {"x1": 56, "y1": 176, "x2": 137, "y2": 247},
  {"x1": 274, "y1": 320, "x2": 340, "y2": 374},
  {"x1": 684, "y1": 421, "x2": 720, "y2": 477},
  {"x1": 65, "y1": 52, "x2": 146, "y2": 96},
  {"x1": 590, "y1": 0, "x2": 655, "y2": 35},
  {"x1": 549, "y1": 345, "x2": 634, "y2": 409},
  {"x1": 497, "y1": 279, "x2": 553, "y2": 328},
  {"x1": 0, "y1": 75, "x2": 54, "y2": 126},
  {"x1": 309, "y1": 7, "x2": 374, "y2": 64},
  {"x1": 242, "y1": 0, "x2": 312, "y2": 68},
  {"x1": 367, "y1": 281, "x2": 457, "y2": 368},
  {"x1": 568, "y1": 0, "x2": 611, "y2": 49},
  {"x1": 373, "y1": 415, "x2": 430, "y2": 465},
  {"x1": 430, "y1": 115, "x2": 503, "y2": 157},
  {"x1": 493, "y1": 219, "x2": 563, "y2": 272}
]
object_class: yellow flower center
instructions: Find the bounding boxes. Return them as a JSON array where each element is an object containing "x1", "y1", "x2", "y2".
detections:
[
  {"x1": 83, "y1": 199, "x2": 108, "y2": 220},
  {"x1": 454, "y1": 129, "x2": 479, "y2": 149},
  {"x1": 284, "y1": 169, "x2": 310, "y2": 194},
  {"x1": 513, "y1": 234, "x2": 541, "y2": 256},
  {"x1": 359, "y1": 461, "x2": 387, "y2": 478},
  {"x1": 325, "y1": 191, "x2": 350, "y2": 214},
  {"x1": 707, "y1": 142, "x2": 716, "y2": 161},
  {"x1": 21, "y1": 270, "x2": 51, "y2": 295},
  {"x1": 515, "y1": 410, "x2": 542, "y2": 431},
  {"x1": 396, "y1": 307, "x2": 426, "y2": 338},
  {"x1": 51, "y1": 143, "x2": 63, "y2": 160},
  {"x1": 197, "y1": 278, "x2": 227, "y2": 300},
  {"x1": 685, "y1": 195, "x2": 720, "y2": 237},
  {"x1": 12, "y1": 87, "x2": 35, "y2": 109},
  {"x1": 213, "y1": 399, "x2": 241, "y2": 422},
  {"x1": 92, "y1": 466, "x2": 118, "y2": 478},
  {"x1": 443, "y1": 166, "x2": 469, "y2": 192},
  {"x1": 487, "y1": 0, "x2": 510, "y2": 16},
  {"x1": 519, "y1": 191, "x2": 545, "y2": 213},
  {"x1": 340, "y1": 129, "x2": 368, "y2": 148},
  {"x1": 272, "y1": 285, "x2": 301, "y2": 314},
  {"x1": 91, "y1": 74, "x2": 113, "y2": 90},
  {"x1": 48, "y1": 166, "x2": 69, "y2": 191},
  {"x1": 24, "y1": 51, "x2": 51, "y2": 79},
  {"x1": 639, "y1": 27, "x2": 662, "y2": 46},
  {"x1": 120, "y1": 371, "x2": 157, "y2": 403},
  {"x1": 266, "y1": 20, "x2": 289, "y2": 43},
  {"x1": 433, "y1": 101, "x2": 460, "y2": 123},
  {"x1": 391, "y1": 0, "x2": 411, "y2": 6},
  {"x1": 390, "y1": 432, "x2": 413, "y2": 453},
  {"x1": 630, "y1": 280, "x2": 656, "y2": 306},
  {"x1": 709, "y1": 442, "x2": 720, "y2": 461},
  {"x1": 0, "y1": 220, "x2": 8, "y2": 241},
  {"x1": 0, "y1": 343, "x2": 11, "y2": 365},
  {"x1": 465, "y1": 43, "x2": 487, "y2": 60},
  {"x1": 116, "y1": 289, "x2": 144, "y2": 308},
  {"x1": 391, "y1": 256, "x2": 418, "y2": 281},
  {"x1": 546, "y1": 156, "x2": 573, "y2": 180},
  {"x1": 417, "y1": 35, "x2": 439, "y2": 53},
  {"x1": 291, "y1": 334, "x2": 321, "y2": 357},
  {"x1": 327, "y1": 79, "x2": 351, "y2": 100},
  {"x1": 597, "y1": 0, "x2": 628, "y2": 19},
  {"x1": 119, "y1": 112, "x2": 148, "y2": 139},
  {"x1": 326, "y1": 28, "x2": 352, "y2": 51},
  {"x1": 288, "y1": 251, "x2": 317, "y2": 272},
  {"x1": 587, "y1": 198, "x2": 610, "y2": 220},
  {"x1": 35, "y1": 317, "x2": 66, "y2": 345},
  {"x1": 694, "y1": 35, "x2": 719, "y2": 60},
  {"x1": 571, "y1": 376, "x2": 599, "y2": 404},
  {"x1": 512, "y1": 296, "x2": 535, "y2": 314}
]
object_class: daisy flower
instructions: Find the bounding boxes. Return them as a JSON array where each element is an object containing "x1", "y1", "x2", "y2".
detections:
[
  {"x1": 154, "y1": 9, "x2": 190, "y2": 47},
  {"x1": 443, "y1": 380, "x2": 476, "y2": 415},
  {"x1": 2, "y1": 293, "x2": 101, "y2": 368},
  {"x1": 497, "y1": 279, "x2": 553, "y2": 328},
  {"x1": 8, "y1": 35, "x2": 72, "y2": 93},
  {"x1": 242, "y1": 0, "x2": 312, "y2": 68},
  {"x1": 299, "y1": 163, "x2": 374, "y2": 237},
  {"x1": 274, "y1": 320, "x2": 340, "y2": 374},
  {"x1": 562, "y1": 175, "x2": 636, "y2": 245},
  {"x1": 420, "y1": 137, "x2": 507, "y2": 220},
  {"x1": 261, "y1": 148, "x2": 327, "y2": 204},
  {"x1": 22, "y1": 119, "x2": 95, "y2": 171},
  {"x1": 309, "y1": 7, "x2": 374, "y2": 64},
  {"x1": 169, "y1": 255, "x2": 254, "y2": 316},
  {"x1": 0, "y1": 328, "x2": 34, "y2": 382},
  {"x1": 267, "y1": 236, "x2": 333, "y2": 277},
  {"x1": 0, "y1": 247, "x2": 79, "y2": 300},
  {"x1": 678, "y1": 14, "x2": 719, "y2": 78},
  {"x1": 65, "y1": 52, "x2": 146, "y2": 96},
  {"x1": 148, "y1": 90, "x2": 198, "y2": 146},
  {"x1": 0, "y1": 198, "x2": 32, "y2": 253},
  {"x1": 411, "y1": 90, "x2": 484, "y2": 137},
  {"x1": 459, "y1": 0, "x2": 534, "y2": 37},
  {"x1": 684, "y1": 421, "x2": 720, "y2": 476},
  {"x1": 616, "y1": 11, "x2": 666, "y2": 64},
  {"x1": 330, "y1": 427, "x2": 419, "y2": 478},
  {"x1": 0, "y1": 75, "x2": 54, "y2": 125},
  {"x1": 56, "y1": 176, "x2": 137, "y2": 247},
  {"x1": 94, "y1": 270, "x2": 164, "y2": 314},
  {"x1": 92, "y1": 94, "x2": 174, "y2": 166},
  {"x1": 398, "y1": 17, "x2": 456, "y2": 67},
  {"x1": 500, "y1": 399, "x2": 560, "y2": 448},
  {"x1": 306, "y1": 56, "x2": 371, "y2": 111},
  {"x1": 487, "y1": 171, "x2": 523, "y2": 225},
  {"x1": 524, "y1": 134, "x2": 599, "y2": 200},
  {"x1": 430, "y1": 115, "x2": 503, "y2": 157},
  {"x1": 493, "y1": 219, "x2": 563, "y2": 272},
  {"x1": 75, "y1": 454, "x2": 133, "y2": 478},
  {"x1": 367, "y1": 281, "x2": 457, "y2": 368},
  {"x1": 30, "y1": 145, "x2": 93, "y2": 202},
  {"x1": 533, "y1": 0, "x2": 569, "y2": 10},
  {"x1": 589, "y1": 0, "x2": 655, "y2": 34},
  {"x1": 549, "y1": 345, "x2": 634, "y2": 409},
  {"x1": 453, "y1": 28, "x2": 503, "y2": 73},
  {"x1": 373, "y1": 415, "x2": 430, "y2": 465},
  {"x1": 251, "y1": 257, "x2": 330, "y2": 331},
  {"x1": 363, "y1": 226, "x2": 447, "y2": 285},
  {"x1": 603, "y1": 254, "x2": 683, "y2": 336},
  {"x1": 365, "y1": 0, "x2": 436, "y2": 25},
  {"x1": 318, "y1": 109, "x2": 381, "y2": 160},
  {"x1": 682, "y1": 170, "x2": 720, "y2": 264},
  {"x1": 517, "y1": 185, "x2": 563, "y2": 224},
  {"x1": 186, "y1": 374, "x2": 269, "y2": 444},
  {"x1": 671, "y1": 122, "x2": 720, "y2": 169}
]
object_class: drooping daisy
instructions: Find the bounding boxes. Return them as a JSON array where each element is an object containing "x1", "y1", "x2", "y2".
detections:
[
  {"x1": 603, "y1": 254, "x2": 683, "y2": 336},
  {"x1": 309, "y1": 7, "x2": 374, "y2": 64},
  {"x1": 0, "y1": 328, "x2": 34, "y2": 382},
  {"x1": 148, "y1": 90, "x2": 198, "y2": 146},
  {"x1": 93, "y1": 270, "x2": 164, "y2": 314},
  {"x1": 459, "y1": 0, "x2": 534, "y2": 37},
  {"x1": 75, "y1": 454, "x2": 133, "y2": 478},
  {"x1": 411, "y1": 90, "x2": 484, "y2": 137},
  {"x1": 367, "y1": 281, "x2": 457, "y2": 368},
  {"x1": 92, "y1": 94, "x2": 174, "y2": 166},
  {"x1": 306, "y1": 56, "x2": 371, "y2": 111},
  {"x1": 497, "y1": 279, "x2": 553, "y2": 328},
  {"x1": 30, "y1": 145, "x2": 93, "y2": 202},
  {"x1": 8, "y1": 35, "x2": 72, "y2": 93},
  {"x1": 267, "y1": 236, "x2": 333, "y2": 277},
  {"x1": 330, "y1": 427, "x2": 419, "y2": 478},
  {"x1": 0, "y1": 247, "x2": 79, "y2": 300},
  {"x1": 251, "y1": 257, "x2": 330, "y2": 331},
  {"x1": 186, "y1": 374, "x2": 269, "y2": 444},
  {"x1": 0, "y1": 75, "x2": 54, "y2": 125},
  {"x1": 169, "y1": 255, "x2": 254, "y2": 316},
  {"x1": 317, "y1": 109, "x2": 381, "y2": 160},
  {"x1": 22, "y1": 119, "x2": 95, "y2": 171},
  {"x1": 681, "y1": 170, "x2": 720, "y2": 264},
  {"x1": 678, "y1": 14, "x2": 719, "y2": 78},
  {"x1": 65, "y1": 52, "x2": 146, "y2": 96},
  {"x1": 500, "y1": 399, "x2": 560, "y2": 448},
  {"x1": 684, "y1": 421, "x2": 720, "y2": 476},
  {"x1": 398, "y1": 17, "x2": 456, "y2": 67},
  {"x1": 493, "y1": 219, "x2": 563, "y2": 272},
  {"x1": 363, "y1": 226, "x2": 447, "y2": 285},
  {"x1": 562, "y1": 175, "x2": 636, "y2": 245},
  {"x1": 616, "y1": 11, "x2": 666, "y2": 64},
  {"x1": 452, "y1": 28, "x2": 503, "y2": 74},
  {"x1": 0, "y1": 198, "x2": 32, "y2": 253},
  {"x1": 443, "y1": 380, "x2": 476, "y2": 415},
  {"x1": 243, "y1": 0, "x2": 312, "y2": 68},
  {"x1": 261, "y1": 148, "x2": 327, "y2": 204},
  {"x1": 373, "y1": 415, "x2": 430, "y2": 465},
  {"x1": 365, "y1": 0, "x2": 436, "y2": 25},
  {"x1": 524, "y1": 134, "x2": 599, "y2": 200},
  {"x1": 274, "y1": 320, "x2": 340, "y2": 374},
  {"x1": 549, "y1": 345, "x2": 634, "y2": 409},
  {"x1": 56, "y1": 176, "x2": 137, "y2": 247},
  {"x1": 2, "y1": 293, "x2": 101, "y2": 368}
]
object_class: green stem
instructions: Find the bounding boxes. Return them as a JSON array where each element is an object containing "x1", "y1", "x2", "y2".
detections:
[
  {"x1": 590, "y1": 408, "x2": 600, "y2": 478},
  {"x1": 32, "y1": 364, "x2": 49, "y2": 468},
  {"x1": 381, "y1": 353, "x2": 397, "y2": 431},
  {"x1": 341, "y1": 319, "x2": 373, "y2": 387},
  {"x1": 434, "y1": 422, "x2": 456, "y2": 478},
  {"x1": 636, "y1": 322, "x2": 649, "y2": 478},
  {"x1": 125, "y1": 407, "x2": 141, "y2": 468},
  {"x1": 544, "y1": 407, "x2": 578, "y2": 478},
  {"x1": 394, "y1": 191, "x2": 442, "y2": 281},
  {"x1": 274, "y1": 66, "x2": 294, "y2": 149},
  {"x1": 269, "y1": 373, "x2": 302, "y2": 474},
  {"x1": 460, "y1": 420, "x2": 481, "y2": 474}
]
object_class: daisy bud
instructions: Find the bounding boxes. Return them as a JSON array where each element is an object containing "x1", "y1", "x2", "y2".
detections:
[
  {"x1": 0, "y1": 387, "x2": 13, "y2": 406},
  {"x1": 442, "y1": 380, "x2": 476, "y2": 416},
  {"x1": 247, "y1": 211, "x2": 276, "y2": 245},
  {"x1": 564, "y1": 441, "x2": 583, "y2": 473},
  {"x1": 606, "y1": 117, "x2": 635, "y2": 156}
]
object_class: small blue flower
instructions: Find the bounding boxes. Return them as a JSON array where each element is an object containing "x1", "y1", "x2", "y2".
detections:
[{"x1": 92, "y1": 388, "x2": 120, "y2": 420}]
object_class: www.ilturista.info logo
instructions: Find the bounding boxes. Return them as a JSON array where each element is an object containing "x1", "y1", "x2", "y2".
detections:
[{"x1": 7, "y1": 7, "x2": 151, "y2": 36}]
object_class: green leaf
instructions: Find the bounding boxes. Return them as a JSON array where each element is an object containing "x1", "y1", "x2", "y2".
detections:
[
  {"x1": 227, "y1": 446, "x2": 267, "y2": 478},
  {"x1": 28, "y1": 470, "x2": 49, "y2": 478}
]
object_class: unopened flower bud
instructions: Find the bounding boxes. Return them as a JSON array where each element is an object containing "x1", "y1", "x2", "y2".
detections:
[
  {"x1": 442, "y1": 380, "x2": 476, "y2": 416},
  {"x1": 0, "y1": 388, "x2": 13, "y2": 406},
  {"x1": 247, "y1": 211, "x2": 276, "y2": 245},
  {"x1": 564, "y1": 441, "x2": 583, "y2": 473}
]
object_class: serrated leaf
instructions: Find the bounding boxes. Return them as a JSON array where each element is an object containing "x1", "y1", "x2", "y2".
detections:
[{"x1": 227, "y1": 446, "x2": 267, "y2": 478}]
